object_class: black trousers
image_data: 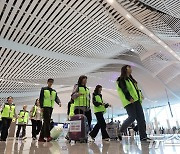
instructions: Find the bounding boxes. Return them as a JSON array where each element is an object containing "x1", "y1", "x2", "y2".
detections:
[
  {"x1": 16, "y1": 124, "x2": 26, "y2": 138},
  {"x1": 0, "y1": 118, "x2": 12, "y2": 141},
  {"x1": 39, "y1": 107, "x2": 53, "y2": 138},
  {"x1": 89, "y1": 112, "x2": 109, "y2": 139},
  {"x1": 31, "y1": 119, "x2": 42, "y2": 138},
  {"x1": 0, "y1": 121, "x2": 2, "y2": 132},
  {"x1": 120, "y1": 101, "x2": 147, "y2": 139},
  {"x1": 74, "y1": 108, "x2": 92, "y2": 131}
]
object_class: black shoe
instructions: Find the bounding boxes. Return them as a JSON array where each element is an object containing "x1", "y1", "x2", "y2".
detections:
[
  {"x1": 118, "y1": 132, "x2": 122, "y2": 141},
  {"x1": 65, "y1": 136, "x2": 69, "y2": 140},
  {"x1": 32, "y1": 137, "x2": 37, "y2": 140}
]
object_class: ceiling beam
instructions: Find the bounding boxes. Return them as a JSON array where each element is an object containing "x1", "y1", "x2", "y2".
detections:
[{"x1": 105, "y1": 0, "x2": 180, "y2": 61}]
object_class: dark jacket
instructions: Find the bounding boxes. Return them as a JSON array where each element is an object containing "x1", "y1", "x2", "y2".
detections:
[{"x1": 39, "y1": 87, "x2": 60, "y2": 108}]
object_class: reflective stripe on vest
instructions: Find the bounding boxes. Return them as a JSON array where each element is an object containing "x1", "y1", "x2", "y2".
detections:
[
  {"x1": 69, "y1": 104, "x2": 75, "y2": 117},
  {"x1": 93, "y1": 95, "x2": 106, "y2": 113},
  {"x1": 43, "y1": 90, "x2": 56, "y2": 108},
  {"x1": 116, "y1": 79, "x2": 140, "y2": 107},
  {"x1": 32, "y1": 105, "x2": 37, "y2": 117},
  {"x1": 74, "y1": 87, "x2": 90, "y2": 107},
  {"x1": 18, "y1": 111, "x2": 29, "y2": 124},
  {"x1": 1, "y1": 104, "x2": 15, "y2": 119}
]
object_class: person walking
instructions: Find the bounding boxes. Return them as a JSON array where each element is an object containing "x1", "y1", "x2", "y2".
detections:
[
  {"x1": 0, "y1": 96, "x2": 16, "y2": 141},
  {"x1": 16, "y1": 105, "x2": 29, "y2": 140},
  {"x1": 38, "y1": 78, "x2": 61, "y2": 142},
  {"x1": 89, "y1": 85, "x2": 111, "y2": 142},
  {"x1": 30, "y1": 99, "x2": 42, "y2": 140},
  {"x1": 71, "y1": 75, "x2": 92, "y2": 131},
  {"x1": 116, "y1": 65, "x2": 151, "y2": 142}
]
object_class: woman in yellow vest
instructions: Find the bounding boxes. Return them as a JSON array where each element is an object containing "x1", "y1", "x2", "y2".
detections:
[
  {"x1": 0, "y1": 96, "x2": 16, "y2": 141},
  {"x1": 30, "y1": 99, "x2": 43, "y2": 140},
  {"x1": 65, "y1": 99, "x2": 75, "y2": 140},
  {"x1": 71, "y1": 75, "x2": 92, "y2": 131},
  {"x1": 16, "y1": 105, "x2": 29, "y2": 140},
  {"x1": 89, "y1": 85, "x2": 111, "y2": 142},
  {"x1": 116, "y1": 65, "x2": 151, "y2": 142}
]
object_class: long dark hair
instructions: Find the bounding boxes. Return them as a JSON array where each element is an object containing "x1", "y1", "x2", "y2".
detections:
[
  {"x1": 78, "y1": 75, "x2": 87, "y2": 85},
  {"x1": 35, "y1": 98, "x2": 39, "y2": 106},
  {"x1": 94, "y1": 85, "x2": 102, "y2": 94},
  {"x1": 117, "y1": 65, "x2": 137, "y2": 83}
]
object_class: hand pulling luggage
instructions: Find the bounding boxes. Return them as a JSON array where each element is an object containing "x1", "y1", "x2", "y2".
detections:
[
  {"x1": 69, "y1": 114, "x2": 88, "y2": 143},
  {"x1": 68, "y1": 91, "x2": 89, "y2": 143},
  {"x1": 106, "y1": 107, "x2": 121, "y2": 140},
  {"x1": 50, "y1": 125, "x2": 63, "y2": 140}
]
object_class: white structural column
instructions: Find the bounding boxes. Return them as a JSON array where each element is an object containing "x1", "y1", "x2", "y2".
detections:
[
  {"x1": 176, "y1": 121, "x2": 180, "y2": 129},
  {"x1": 166, "y1": 119, "x2": 172, "y2": 134},
  {"x1": 154, "y1": 117, "x2": 160, "y2": 135}
]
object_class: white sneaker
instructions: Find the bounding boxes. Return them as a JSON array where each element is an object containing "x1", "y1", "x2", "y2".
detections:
[{"x1": 88, "y1": 135, "x2": 95, "y2": 142}]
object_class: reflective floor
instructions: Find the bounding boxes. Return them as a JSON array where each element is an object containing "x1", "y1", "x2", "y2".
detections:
[{"x1": 0, "y1": 135, "x2": 180, "y2": 154}]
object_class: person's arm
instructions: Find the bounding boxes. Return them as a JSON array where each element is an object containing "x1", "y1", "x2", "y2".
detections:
[
  {"x1": 0, "y1": 103, "x2": 5, "y2": 112},
  {"x1": 14, "y1": 108, "x2": 17, "y2": 119},
  {"x1": 55, "y1": 92, "x2": 61, "y2": 106},
  {"x1": 71, "y1": 84, "x2": 80, "y2": 100},
  {"x1": 39, "y1": 88, "x2": 44, "y2": 108},
  {"x1": 67, "y1": 102, "x2": 71, "y2": 115},
  {"x1": 118, "y1": 79, "x2": 133, "y2": 101}
]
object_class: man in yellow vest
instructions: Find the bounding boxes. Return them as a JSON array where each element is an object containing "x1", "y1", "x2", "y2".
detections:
[
  {"x1": 39, "y1": 78, "x2": 61, "y2": 142},
  {"x1": 116, "y1": 65, "x2": 151, "y2": 142},
  {"x1": 16, "y1": 105, "x2": 29, "y2": 140},
  {"x1": 0, "y1": 96, "x2": 16, "y2": 141}
]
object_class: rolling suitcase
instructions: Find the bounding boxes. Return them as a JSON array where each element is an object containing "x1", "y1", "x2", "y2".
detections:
[
  {"x1": 106, "y1": 107, "x2": 121, "y2": 140},
  {"x1": 69, "y1": 114, "x2": 88, "y2": 143},
  {"x1": 50, "y1": 125, "x2": 63, "y2": 140}
]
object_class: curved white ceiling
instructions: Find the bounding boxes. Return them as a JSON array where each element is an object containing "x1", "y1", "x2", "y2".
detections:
[{"x1": 0, "y1": 0, "x2": 180, "y2": 108}]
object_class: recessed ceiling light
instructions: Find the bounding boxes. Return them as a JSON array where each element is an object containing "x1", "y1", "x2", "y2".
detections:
[
  {"x1": 139, "y1": 26, "x2": 144, "y2": 30},
  {"x1": 126, "y1": 14, "x2": 131, "y2": 19},
  {"x1": 131, "y1": 49, "x2": 134, "y2": 52},
  {"x1": 158, "y1": 40, "x2": 161, "y2": 43},
  {"x1": 169, "y1": 50, "x2": 173, "y2": 53},
  {"x1": 107, "y1": 0, "x2": 114, "y2": 4},
  {"x1": 149, "y1": 34, "x2": 154, "y2": 37},
  {"x1": 164, "y1": 45, "x2": 167, "y2": 48}
]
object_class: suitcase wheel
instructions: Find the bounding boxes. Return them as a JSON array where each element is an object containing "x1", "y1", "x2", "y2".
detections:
[{"x1": 69, "y1": 140, "x2": 71, "y2": 143}]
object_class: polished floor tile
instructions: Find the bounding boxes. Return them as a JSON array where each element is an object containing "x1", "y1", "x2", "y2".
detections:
[{"x1": 0, "y1": 136, "x2": 180, "y2": 154}]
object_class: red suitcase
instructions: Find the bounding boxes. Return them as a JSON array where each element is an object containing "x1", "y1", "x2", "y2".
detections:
[{"x1": 69, "y1": 114, "x2": 88, "y2": 143}]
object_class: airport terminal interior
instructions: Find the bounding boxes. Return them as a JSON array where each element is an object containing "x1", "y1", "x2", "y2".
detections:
[{"x1": 0, "y1": 0, "x2": 180, "y2": 153}]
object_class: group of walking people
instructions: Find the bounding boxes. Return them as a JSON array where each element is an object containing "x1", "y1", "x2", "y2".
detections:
[{"x1": 0, "y1": 65, "x2": 151, "y2": 142}]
